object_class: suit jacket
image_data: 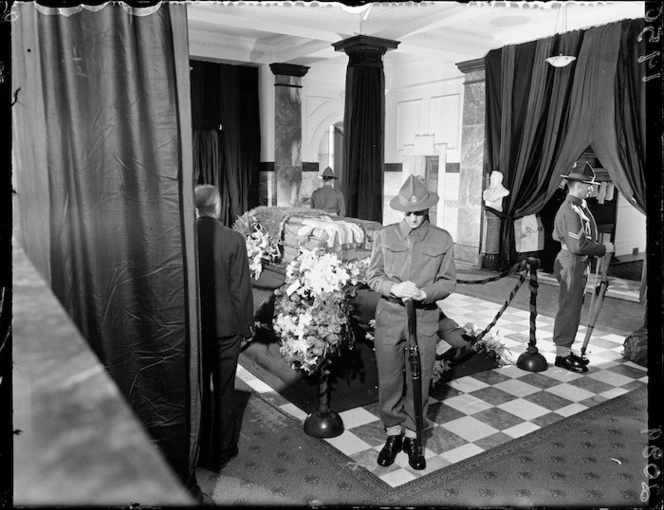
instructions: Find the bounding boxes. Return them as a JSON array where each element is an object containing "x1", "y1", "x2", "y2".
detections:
[{"x1": 196, "y1": 216, "x2": 254, "y2": 339}]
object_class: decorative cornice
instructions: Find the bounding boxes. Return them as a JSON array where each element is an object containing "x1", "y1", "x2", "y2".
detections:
[
  {"x1": 269, "y1": 63, "x2": 310, "y2": 78},
  {"x1": 333, "y1": 35, "x2": 400, "y2": 54},
  {"x1": 456, "y1": 57, "x2": 485, "y2": 74}
]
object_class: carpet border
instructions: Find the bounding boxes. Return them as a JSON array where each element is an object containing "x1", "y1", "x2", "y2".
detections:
[
  {"x1": 235, "y1": 378, "x2": 392, "y2": 498},
  {"x1": 371, "y1": 384, "x2": 648, "y2": 504}
]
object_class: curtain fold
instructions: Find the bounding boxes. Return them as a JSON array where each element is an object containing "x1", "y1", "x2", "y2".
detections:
[
  {"x1": 591, "y1": 20, "x2": 647, "y2": 214},
  {"x1": 484, "y1": 18, "x2": 646, "y2": 267},
  {"x1": 190, "y1": 61, "x2": 261, "y2": 226},
  {"x1": 12, "y1": 2, "x2": 199, "y2": 486},
  {"x1": 341, "y1": 54, "x2": 385, "y2": 223}
]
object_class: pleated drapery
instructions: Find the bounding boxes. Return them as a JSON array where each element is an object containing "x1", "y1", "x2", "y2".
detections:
[
  {"x1": 12, "y1": 2, "x2": 200, "y2": 488},
  {"x1": 341, "y1": 51, "x2": 386, "y2": 223},
  {"x1": 484, "y1": 18, "x2": 646, "y2": 268},
  {"x1": 190, "y1": 60, "x2": 261, "y2": 227}
]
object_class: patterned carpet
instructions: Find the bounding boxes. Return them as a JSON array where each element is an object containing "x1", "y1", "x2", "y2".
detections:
[{"x1": 199, "y1": 381, "x2": 648, "y2": 507}]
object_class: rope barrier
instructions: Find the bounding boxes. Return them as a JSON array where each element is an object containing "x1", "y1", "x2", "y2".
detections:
[
  {"x1": 473, "y1": 257, "x2": 540, "y2": 344},
  {"x1": 456, "y1": 258, "x2": 531, "y2": 285}
]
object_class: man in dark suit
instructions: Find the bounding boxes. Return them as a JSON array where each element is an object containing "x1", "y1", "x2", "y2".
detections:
[{"x1": 195, "y1": 185, "x2": 254, "y2": 471}]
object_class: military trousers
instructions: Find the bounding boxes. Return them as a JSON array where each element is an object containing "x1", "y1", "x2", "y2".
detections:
[
  {"x1": 374, "y1": 298, "x2": 438, "y2": 434},
  {"x1": 552, "y1": 250, "x2": 589, "y2": 349}
]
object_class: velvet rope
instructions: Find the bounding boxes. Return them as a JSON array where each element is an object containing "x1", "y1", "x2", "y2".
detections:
[{"x1": 471, "y1": 257, "x2": 540, "y2": 347}]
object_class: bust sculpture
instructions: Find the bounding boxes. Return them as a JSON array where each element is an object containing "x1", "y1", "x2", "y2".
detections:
[{"x1": 483, "y1": 171, "x2": 510, "y2": 212}]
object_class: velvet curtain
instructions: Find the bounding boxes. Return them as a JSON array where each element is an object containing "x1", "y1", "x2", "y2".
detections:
[
  {"x1": 190, "y1": 60, "x2": 261, "y2": 226},
  {"x1": 341, "y1": 53, "x2": 385, "y2": 223},
  {"x1": 12, "y1": 2, "x2": 200, "y2": 488},
  {"x1": 485, "y1": 19, "x2": 646, "y2": 267}
]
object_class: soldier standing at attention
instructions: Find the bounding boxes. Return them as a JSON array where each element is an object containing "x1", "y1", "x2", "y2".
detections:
[
  {"x1": 367, "y1": 174, "x2": 456, "y2": 470},
  {"x1": 310, "y1": 166, "x2": 346, "y2": 217},
  {"x1": 552, "y1": 162, "x2": 613, "y2": 373}
]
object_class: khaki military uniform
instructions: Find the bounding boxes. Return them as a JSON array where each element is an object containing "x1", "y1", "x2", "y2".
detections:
[
  {"x1": 552, "y1": 195, "x2": 606, "y2": 350},
  {"x1": 310, "y1": 185, "x2": 346, "y2": 217},
  {"x1": 368, "y1": 220, "x2": 456, "y2": 434}
]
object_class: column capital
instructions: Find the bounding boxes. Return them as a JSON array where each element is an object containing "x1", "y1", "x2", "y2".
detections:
[
  {"x1": 269, "y1": 63, "x2": 310, "y2": 78},
  {"x1": 456, "y1": 57, "x2": 485, "y2": 75},
  {"x1": 333, "y1": 35, "x2": 400, "y2": 55},
  {"x1": 456, "y1": 57, "x2": 485, "y2": 85}
]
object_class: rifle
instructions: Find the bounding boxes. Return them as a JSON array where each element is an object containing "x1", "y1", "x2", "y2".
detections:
[
  {"x1": 405, "y1": 299, "x2": 424, "y2": 445},
  {"x1": 581, "y1": 252, "x2": 612, "y2": 358}
]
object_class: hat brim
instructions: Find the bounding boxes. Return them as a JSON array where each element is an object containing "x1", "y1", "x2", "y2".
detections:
[
  {"x1": 560, "y1": 174, "x2": 598, "y2": 185},
  {"x1": 390, "y1": 193, "x2": 439, "y2": 212}
]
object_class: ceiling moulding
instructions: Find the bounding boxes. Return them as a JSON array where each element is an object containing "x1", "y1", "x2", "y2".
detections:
[{"x1": 189, "y1": 29, "x2": 271, "y2": 54}]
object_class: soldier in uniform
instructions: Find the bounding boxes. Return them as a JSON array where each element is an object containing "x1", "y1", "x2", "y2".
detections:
[
  {"x1": 552, "y1": 162, "x2": 614, "y2": 373},
  {"x1": 310, "y1": 166, "x2": 346, "y2": 217},
  {"x1": 367, "y1": 174, "x2": 456, "y2": 470}
]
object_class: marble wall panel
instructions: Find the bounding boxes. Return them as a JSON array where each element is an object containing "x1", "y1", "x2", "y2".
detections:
[
  {"x1": 300, "y1": 170, "x2": 321, "y2": 205},
  {"x1": 462, "y1": 81, "x2": 487, "y2": 126},
  {"x1": 274, "y1": 80, "x2": 304, "y2": 207},
  {"x1": 274, "y1": 125, "x2": 302, "y2": 207}
]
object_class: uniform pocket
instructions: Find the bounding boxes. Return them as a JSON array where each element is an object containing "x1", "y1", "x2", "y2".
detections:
[
  {"x1": 419, "y1": 245, "x2": 444, "y2": 278},
  {"x1": 384, "y1": 245, "x2": 408, "y2": 275}
]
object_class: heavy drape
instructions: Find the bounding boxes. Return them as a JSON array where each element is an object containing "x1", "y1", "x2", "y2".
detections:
[
  {"x1": 12, "y1": 2, "x2": 200, "y2": 487},
  {"x1": 190, "y1": 60, "x2": 261, "y2": 226},
  {"x1": 341, "y1": 53, "x2": 385, "y2": 223},
  {"x1": 485, "y1": 19, "x2": 646, "y2": 267}
]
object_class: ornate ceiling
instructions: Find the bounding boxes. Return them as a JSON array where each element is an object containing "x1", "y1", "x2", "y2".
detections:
[{"x1": 187, "y1": 1, "x2": 645, "y2": 67}]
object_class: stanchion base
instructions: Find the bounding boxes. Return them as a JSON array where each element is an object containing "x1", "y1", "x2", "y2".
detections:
[
  {"x1": 303, "y1": 410, "x2": 344, "y2": 438},
  {"x1": 516, "y1": 349, "x2": 548, "y2": 372}
]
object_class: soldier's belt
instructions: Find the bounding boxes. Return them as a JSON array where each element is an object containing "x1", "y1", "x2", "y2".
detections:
[{"x1": 560, "y1": 245, "x2": 588, "y2": 260}]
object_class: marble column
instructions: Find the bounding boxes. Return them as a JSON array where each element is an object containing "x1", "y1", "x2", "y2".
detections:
[
  {"x1": 333, "y1": 35, "x2": 399, "y2": 222},
  {"x1": 270, "y1": 63, "x2": 309, "y2": 207},
  {"x1": 455, "y1": 58, "x2": 486, "y2": 267}
]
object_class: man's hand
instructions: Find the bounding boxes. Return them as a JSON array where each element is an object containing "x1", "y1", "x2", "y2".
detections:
[
  {"x1": 390, "y1": 281, "x2": 420, "y2": 300},
  {"x1": 412, "y1": 289, "x2": 427, "y2": 302},
  {"x1": 603, "y1": 241, "x2": 615, "y2": 253}
]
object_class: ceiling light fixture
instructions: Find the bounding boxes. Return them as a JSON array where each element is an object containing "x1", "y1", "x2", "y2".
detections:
[{"x1": 545, "y1": 2, "x2": 576, "y2": 68}]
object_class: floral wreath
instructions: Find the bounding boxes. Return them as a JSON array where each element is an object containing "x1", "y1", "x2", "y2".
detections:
[{"x1": 273, "y1": 248, "x2": 369, "y2": 375}]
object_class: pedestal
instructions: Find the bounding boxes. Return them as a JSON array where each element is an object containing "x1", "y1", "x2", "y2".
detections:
[{"x1": 303, "y1": 371, "x2": 344, "y2": 438}]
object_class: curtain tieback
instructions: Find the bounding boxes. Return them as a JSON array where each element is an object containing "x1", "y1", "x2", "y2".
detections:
[{"x1": 485, "y1": 206, "x2": 517, "y2": 221}]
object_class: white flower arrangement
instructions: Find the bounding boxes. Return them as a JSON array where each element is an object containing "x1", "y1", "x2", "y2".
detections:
[
  {"x1": 273, "y1": 248, "x2": 369, "y2": 375},
  {"x1": 233, "y1": 210, "x2": 281, "y2": 280}
]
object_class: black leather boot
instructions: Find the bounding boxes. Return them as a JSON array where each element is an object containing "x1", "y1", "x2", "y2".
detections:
[
  {"x1": 555, "y1": 354, "x2": 588, "y2": 373},
  {"x1": 402, "y1": 437, "x2": 426, "y2": 470},
  {"x1": 377, "y1": 434, "x2": 403, "y2": 467},
  {"x1": 570, "y1": 352, "x2": 590, "y2": 365}
]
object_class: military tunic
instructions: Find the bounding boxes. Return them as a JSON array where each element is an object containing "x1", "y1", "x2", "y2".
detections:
[
  {"x1": 368, "y1": 220, "x2": 456, "y2": 434},
  {"x1": 552, "y1": 195, "x2": 606, "y2": 350},
  {"x1": 310, "y1": 185, "x2": 346, "y2": 217}
]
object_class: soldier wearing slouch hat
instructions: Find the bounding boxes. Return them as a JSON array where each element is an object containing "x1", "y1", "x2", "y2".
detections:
[{"x1": 367, "y1": 174, "x2": 456, "y2": 471}]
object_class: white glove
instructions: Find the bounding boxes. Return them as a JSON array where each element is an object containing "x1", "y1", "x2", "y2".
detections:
[
  {"x1": 390, "y1": 281, "x2": 420, "y2": 300},
  {"x1": 603, "y1": 241, "x2": 615, "y2": 254}
]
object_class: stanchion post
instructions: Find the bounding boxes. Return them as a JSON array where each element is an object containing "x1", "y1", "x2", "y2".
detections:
[{"x1": 516, "y1": 257, "x2": 548, "y2": 372}]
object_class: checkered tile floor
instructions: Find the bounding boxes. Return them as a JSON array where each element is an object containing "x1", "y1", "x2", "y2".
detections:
[{"x1": 236, "y1": 283, "x2": 647, "y2": 488}]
